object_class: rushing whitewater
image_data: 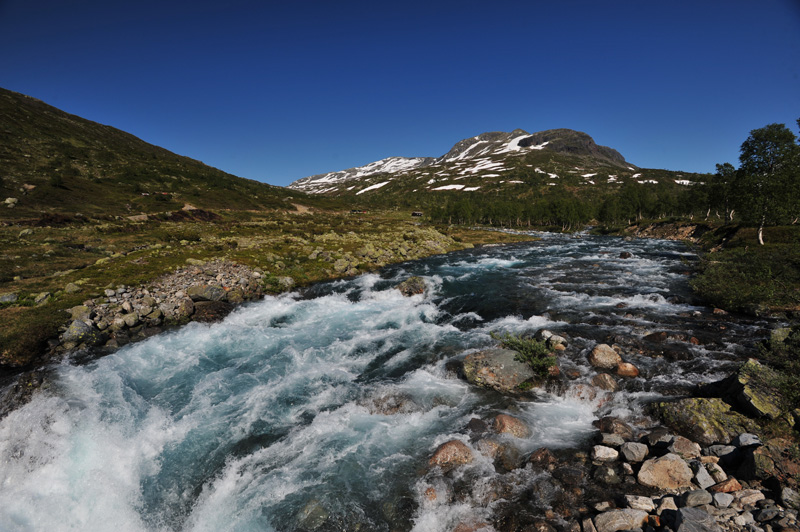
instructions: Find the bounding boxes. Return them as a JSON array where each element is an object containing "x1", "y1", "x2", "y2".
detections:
[{"x1": 0, "y1": 234, "x2": 768, "y2": 531}]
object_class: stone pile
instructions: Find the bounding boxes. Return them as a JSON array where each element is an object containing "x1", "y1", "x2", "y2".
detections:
[{"x1": 57, "y1": 260, "x2": 273, "y2": 352}]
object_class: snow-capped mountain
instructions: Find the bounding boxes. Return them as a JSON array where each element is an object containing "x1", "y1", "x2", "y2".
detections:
[{"x1": 288, "y1": 129, "x2": 634, "y2": 195}]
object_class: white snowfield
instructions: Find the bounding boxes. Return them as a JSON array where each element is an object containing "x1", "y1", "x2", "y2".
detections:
[
  {"x1": 355, "y1": 181, "x2": 390, "y2": 195},
  {"x1": 289, "y1": 132, "x2": 560, "y2": 193}
]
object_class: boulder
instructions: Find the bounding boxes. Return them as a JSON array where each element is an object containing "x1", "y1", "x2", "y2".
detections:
[
  {"x1": 709, "y1": 477, "x2": 741, "y2": 493},
  {"x1": 692, "y1": 463, "x2": 715, "y2": 490},
  {"x1": 591, "y1": 373, "x2": 618, "y2": 391},
  {"x1": 429, "y1": 440, "x2": 474, "y2": 470},
  {"x1": 62, "y1": 320, "x2": 105, "y2": 347},
  {"x1": 674, "y1": 507, "x2": 722, "y2": 532},
  {"x1": 0, "y1": 292, "x2": 18, "y2": 303},
  {"x1": 69, "y1": 305, "x2": 93, "y2": 321},
  {"x1": 593, "y1": 417, "x2": 634, "y2": 440},
  {"x1": 637, "y1": 453, "x2": 694, "y2": 490},
  {"x1": 186, "y1": 284, "x2": 226, "y2": 302},
  {"x1": 395, "y1": 276, "x2": 425, "y2": 296},
  {"x1": 652, "y1": 398, "x2": 759, "y2": 446},
  {"x1": 588, "y1": 344, "x2": 622, "y2": 369},
  {"x1": 624, "y1": 495, "x2": 655, "y2": 512},
  {"x1": 34, "y1": 292, "x2": 51, "y2": 305},
  {"x1": 713, "y1": 492, "x2": 734, "y2": 508},
  {"x1": 593, "y1": 509, "x2": 648, "y2": 532},
  {"x1": 494, "y1": 414, "x2": 531, "y2": 438},
  {"x1": 620, "y1": 442, "x2": 649, "y2": 463},
  {"x1": 681, "y1": 489, "x2": 713, "y2": 507},
  {"x1": 668, "y1": 435, "x2": 701, "y2": 459},
  {"x1": 730, "y1": 359, "x2": 784, "y2": 419},
  {"x1": 592, "y1": 445, "x2": 619, "y2": 462},
  {"x1": 64, "y1": 282, "x2": 81, "y2": 294},
  {"x1": 462, "y1": 348, "x2": 538, "y2": 394},
  {"x1": 616, "y1": 362, "x2": 639, "y2": 378}
]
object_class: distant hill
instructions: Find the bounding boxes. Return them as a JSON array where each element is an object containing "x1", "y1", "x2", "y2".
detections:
[
  {"x1": 288, "y1": 128, "x2": 705, "y2": 204},
  {"x1": 0, "y1": 88, "x2": 309, "y2": 220}
]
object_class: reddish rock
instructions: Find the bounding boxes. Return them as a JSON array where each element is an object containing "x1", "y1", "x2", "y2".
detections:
[
  {"x1": 689, "y1": 337, "x2": 700, "y2": 345},
  {"x1": 668, "y1": 435, "x2": 701, "y2": 459},
  {"x1": 616, "y1": 362, "x2": 640, "y2": 378},
  {"x1": 528, "y1": 447, "x2": 558, "y2": 471},
  {"x1": 429, "y1": 440, "x2": 474, "y2": 470},
  {"x1": 709, "y1": 477, "x2": 742, "y2": 493},
  {"x1": 643, "y1": 331, "x2": 668, "y2": 343},
  {"x1": 713, "y1": 308, "x2": 728, "y2": 315},
  {"x1": 494, "y1": 414, "x2": 531, "y2": 438}
]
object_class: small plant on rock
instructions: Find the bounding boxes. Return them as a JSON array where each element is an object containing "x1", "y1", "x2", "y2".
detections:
[{"x1": 490, "y1": 331, "x2": 556, "y2": 377}]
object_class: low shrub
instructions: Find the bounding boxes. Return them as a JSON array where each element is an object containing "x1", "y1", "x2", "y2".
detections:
[{"x1": 490, "y1": 331, "x2": 555, "y2": 377}]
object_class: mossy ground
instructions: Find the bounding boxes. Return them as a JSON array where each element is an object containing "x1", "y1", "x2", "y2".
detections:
[{"x1": 0, "y1": 209, "x2": 535, "y2": 370}]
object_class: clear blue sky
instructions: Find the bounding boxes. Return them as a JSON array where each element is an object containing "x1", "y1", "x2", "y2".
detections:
[{"x1": 1, "y1": 0, "x2": 798, "y2": 186}]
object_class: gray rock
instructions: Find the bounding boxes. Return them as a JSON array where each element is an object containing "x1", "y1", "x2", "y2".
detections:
[
  {"x1": 69, "y1": 305, "x2": 93, "y2": 321},
  {"x1": 592, "y1": 445, "x2": 619, "y2": 462},
  {"x1": 781, "y1": 487, "x2": 800, "y2": 510},
  {"x1": 600, "y1": 433, "x2": 626, "y2": 447},
  {"x1": 646, "y1": 427, "x2": 674, "y2": 448},
  {"x1": 693, "y1": 463, "x2": 716, "y2": 490},
  {"x1": 18, "y1": 228, "x2": 33, "y2": 238},
  {"x1": 620, "y1": 442, "x2": 649, "y2": 462},
  {"x1": 593, "y1": 509, "x2": 648, "y2": 532},
  {"x1": 64, "y1": 282, "x2": 81, "y2": 294},
  {"x1": 34, "y1": 292, "x2": 51, "y2": 305},
  {"x1": 713, "y1": 492, "x2": 734, "y2": 509},
  {"x1": 682, "y1": 490, "x2": 713, "y2": 507},
  {"x1": 123, "y1": 313, "x2": 139, "y2": 328},
  {"x1": 675, "y1": 507, "x2": 722, "y2": 532},
  {"x1": 625, "y1": 495, "x2": 656, "y2": 512},
  {"x1": 186, "y1": 284, "x2": 226, "y2": 302},
  {"x1": 104, "y1": 289, "x2": 116, "y2": 297},
  {"x1": 62, "y1": 320, "x2": 105, "y2": 347},
  {"x1": 754, "y1": 507, "x2": 779, "y2": 522},
  {"x1": 277, "y1": 276, "x2": 295, "y2": 291},
  {"x1": 734, "y1": 433, "x2": 762, "y2": 448},
  {"x1": 707, "y1": 445, "x2": 737, "y2": 458},
  {"x1": 0, "y1": 292, "x2": 19, "y2": 303}
]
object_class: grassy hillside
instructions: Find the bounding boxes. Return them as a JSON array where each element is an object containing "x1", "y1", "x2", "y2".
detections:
[{"x1": 0, "y1": 88, "x2": 336, "y2": 219}]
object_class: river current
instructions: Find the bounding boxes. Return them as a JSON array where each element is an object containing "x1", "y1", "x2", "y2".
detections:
[{"x1": 0, "y1": 233, "x2": 770, "y2": 531}]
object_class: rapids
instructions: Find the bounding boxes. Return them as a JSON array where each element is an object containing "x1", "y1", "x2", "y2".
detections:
[{"x1": 0, "y1": 233, "x2": 772, "y2": 531}]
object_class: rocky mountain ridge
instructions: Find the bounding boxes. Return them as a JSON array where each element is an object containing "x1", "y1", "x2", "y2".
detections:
[{"x1": 289, "y1": 128, "x2": 638, "y2": 195}]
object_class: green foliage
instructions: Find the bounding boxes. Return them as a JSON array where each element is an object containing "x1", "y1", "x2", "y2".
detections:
[
  {"x1": 490, "y1": 331, "x2": 555, "y2": 376},
  {"x1": 732, "y1": 123, "x2": 800, "y2": 243},
  {"x1": 759, "y1": 325, "x2": 800, "y2": 410},
  {"x1": 691, "y1": 243, "x2": 800, "y2": 313}
]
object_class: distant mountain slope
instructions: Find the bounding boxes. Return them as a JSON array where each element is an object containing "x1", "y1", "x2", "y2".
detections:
[
  {"x1": 287, "y1": 128, "x2": 704, "y2": 204},
  {"x1": 288, "y1": 128, "x2": 640, "y2": 195},
  {"x1": 0, "y1": 88, "x2": 305, "y2": 219}
]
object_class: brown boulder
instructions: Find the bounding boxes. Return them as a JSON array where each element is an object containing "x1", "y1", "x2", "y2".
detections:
[
  {"x1": 617, "y1": 362, "x2": 640, "y2": 378},
  {"x1": 494, "y1": 414, "x2": 531, "y2": 438},
  {"x1": 429, "y1": 440, "x2": 474, "y2": 470},
  {"x1": 588, "y1": 344, "x2": 622, "y2": 369},
  {"x1": 637, "y1": 453, "x2": 693, "y2": 490},
  {"x1": 709, "y1": 477, "x2": 741, "y2": 493}
]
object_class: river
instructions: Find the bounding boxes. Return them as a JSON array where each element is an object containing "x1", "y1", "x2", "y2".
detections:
[{"x1": 0, "y1": 233, "x2": 770, "y2": 531}]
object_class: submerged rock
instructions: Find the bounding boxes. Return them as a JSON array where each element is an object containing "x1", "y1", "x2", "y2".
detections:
[
  {"x1": 395, "y1": 276, "x2": 425, "y2": 296},
  {"x1": 429, "y1": 440, "x2": 474, "y2": 470},
  {"x1": 493, "y1": 414, "x2": 531, "y2": 438}
]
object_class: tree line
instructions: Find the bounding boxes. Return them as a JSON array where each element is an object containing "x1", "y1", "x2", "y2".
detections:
[{"x1": 425, "y1": 120, "x2": 799, "y2": 240}]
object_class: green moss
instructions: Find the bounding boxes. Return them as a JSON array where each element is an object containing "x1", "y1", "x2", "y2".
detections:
[{"x1": 490, "y1": 331, "x2": 555, "y2": 377}]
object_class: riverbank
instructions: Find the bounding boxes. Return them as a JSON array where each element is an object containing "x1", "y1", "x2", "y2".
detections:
[{"x1": 0, "y1": 209, "x2": 537, "y2": 372}]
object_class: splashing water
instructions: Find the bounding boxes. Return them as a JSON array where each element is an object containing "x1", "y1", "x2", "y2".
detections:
[{"x1": 0, "y1": 234, "x2": 771, "y2": 531}]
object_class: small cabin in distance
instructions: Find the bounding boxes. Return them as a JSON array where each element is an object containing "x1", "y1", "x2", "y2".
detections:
[{"x1": 411, "y1": 211, "x2": 423, "y2": 217}]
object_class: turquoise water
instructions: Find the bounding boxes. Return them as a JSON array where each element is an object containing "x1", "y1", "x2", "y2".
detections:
[{"x1": 0, "y1": 234, "x2": 767, "y2": 531}]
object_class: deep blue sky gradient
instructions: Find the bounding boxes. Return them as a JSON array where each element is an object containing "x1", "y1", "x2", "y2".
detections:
[{"x1": 1, "y1": 0, "x2": 799, "y2": 186}]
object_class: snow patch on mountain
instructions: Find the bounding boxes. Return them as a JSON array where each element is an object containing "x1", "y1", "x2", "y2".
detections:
[{"x1": 355, "y1": 181, "x2": 390, "y2": 195}]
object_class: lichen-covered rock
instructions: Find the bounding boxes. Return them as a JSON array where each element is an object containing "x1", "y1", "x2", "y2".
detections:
[
  {"x1": 588, "y1": 344, "x2": 622, "y2": 369},
  {"x1": 620, "y1": 442, "x2": 648, "y2": 462},
  {"x1": 62, "y1": 320, "x2": 106, "y2": 347},
  {"x1": 462, "y1": 348, "x2": 538, "y2": 394},
  {"x1": 652, "y1": 398, "x2": 759, "y2": 446},
  {"x1": 187, "y1": 284, "x2": 226, "y2": 302},
  {"x1": 0, "y1": 292, "x2": 18, "y2": 303},
  {"x1": 730, "y1": 359, "x2": 784, "y2": 420},
  {"x1": 429, "y1": 440, "x2": 474, "y2": 470},
  {"x1": 493, "y1": 414, "x2": 531, "y2": 438},
  {"x1": 395, "y1": 276, "x2": 426, "y2": 296},
  {"x1": 637, "y1": 453, "x2": 693, "y2": 490}
]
